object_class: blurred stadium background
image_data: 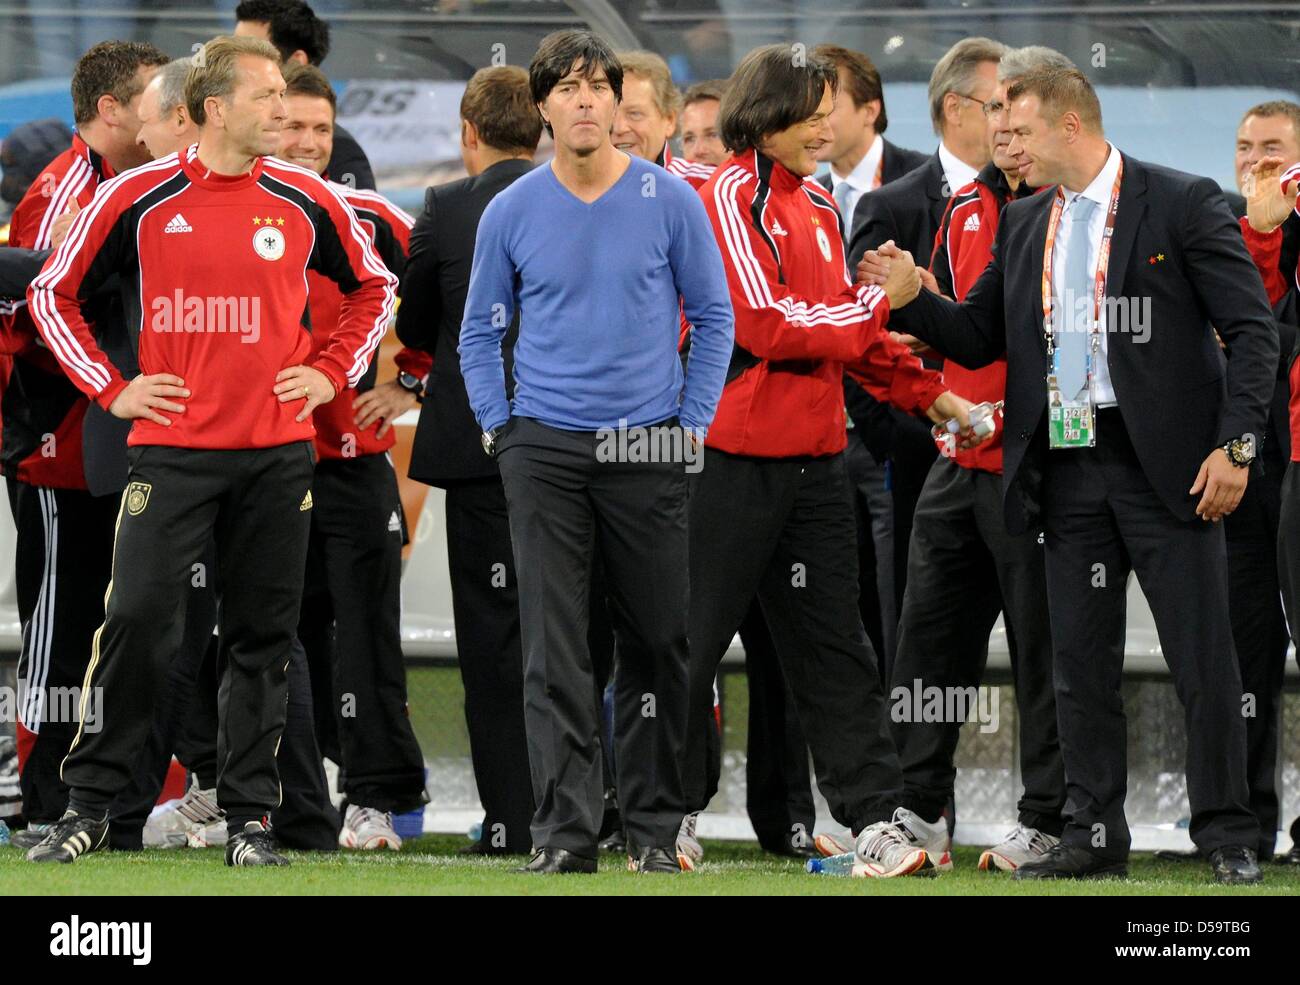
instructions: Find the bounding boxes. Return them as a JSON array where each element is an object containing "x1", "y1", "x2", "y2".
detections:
[{"x1": 1, "y1": 0, "x2": 1298, "y2": 849}]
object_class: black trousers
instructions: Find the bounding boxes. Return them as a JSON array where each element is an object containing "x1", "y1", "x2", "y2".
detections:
[
  {"x1": 1042, "y1": 408, "x2": 1257, "y2": 860},
  {"x1": 892, "y1": 457, "x2": 1065, "y2": 834},
  {"x1": 105, "y1": 573, "x2": 218, "y2": 849},
  {"x1": 1225, "y1": 467, "x2": 1289, "y2": 858},
  {"x1": 497, "y1": 416, "x2": 690, "y2": 855},
  {"x1": 444, "y1": 478, "x2": 535, "y2": 853},
  {"x1": 844, "y1": 434, "x2": 894, "y2": 674},
  {"x1": 64, "y1": 442, "x2": 315, "y2": 829},
  {"x1": 299, "y1": 453, "x2": 426, "y2": 814},
  {"x1": 740, "y1": 601, "x2": 816, "y2": 852},
  {"x1": 1269, "y1": 463, "x2": 1300, "y2": 853},
  {"x1": 6, "y1": 479, "x2": 116, "y2": 824},
  {"x1": 888, "y1": 414, "x2": 939, "y2": 655},
  {"x1": 683, "y1": 449, "x2": 903, "y2": 833}
]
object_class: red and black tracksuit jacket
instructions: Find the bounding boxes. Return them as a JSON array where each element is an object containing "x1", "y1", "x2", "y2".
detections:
[
  {"x1": 1, "y1": 133, "x2": 113, "y2": 488},
  {"x1": 928, "y1": 161, "x2": 1039, "y2": 473},
  {"x1": 697, "y1": 150, "x2": 946, "y2": 458},
  {"x1": 306, "y1": 183, "x2": 430, "y2": 461},
  {"x1": 27, "y1": 147, "x2": 397, "y2": 451},
  {"x1": 1241, "y1": 162, "x2": 1300, "y2": 460}
]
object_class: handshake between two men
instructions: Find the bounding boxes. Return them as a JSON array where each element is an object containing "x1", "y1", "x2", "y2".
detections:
[{"x1": 865, "y1": 242, "x2": 990, "y2": 454}]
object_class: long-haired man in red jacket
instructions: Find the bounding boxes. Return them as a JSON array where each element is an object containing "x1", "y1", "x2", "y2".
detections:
[{"x1": 683, "y1": 44, "x2": 986, "y2": 878}]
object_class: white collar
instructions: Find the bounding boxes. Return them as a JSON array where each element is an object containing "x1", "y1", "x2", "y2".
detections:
[
  {"x1": 831, "y1": 134, "x2": 884, "y2": 193},
  {"x1": 938, "y1": 141, "x2": 979, "y2": 194},
  {"x1": 1068, "y1": 142, "x2": 1121, "y2": 210}
]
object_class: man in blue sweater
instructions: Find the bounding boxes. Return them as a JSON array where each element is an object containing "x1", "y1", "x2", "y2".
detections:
[{"x1": 459, "y1": 30, "x2": 734, "y2": 874}]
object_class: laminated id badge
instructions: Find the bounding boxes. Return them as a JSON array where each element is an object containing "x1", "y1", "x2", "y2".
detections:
[{"x1": 1047, "y1": 374, "x2": 1095, "y2": 449}]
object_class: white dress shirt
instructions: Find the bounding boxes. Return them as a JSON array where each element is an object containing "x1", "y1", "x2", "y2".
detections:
[
  {"x1": 829, "y1": 134, "x2": 884, "y2": 226},
  {"x1": 937, "y1": 141, "x2": 980, "y2": 198},
  {"x1": 1053, "y1": 142, "x2": 1122, "y2": 406}
]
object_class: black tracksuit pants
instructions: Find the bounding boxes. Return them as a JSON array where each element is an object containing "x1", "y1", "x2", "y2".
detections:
[
  {"x1": 64, "y1": 442, "x2": 315, "y2": 831},
  {"x1": 1269, "y1": 463, "x2": 1300, "y2": 854},
  {"x1": 682, "y1": 449, "x2": 903, "y2": 834},
  {"x1": 7, "y1": 479, "x2": 116, "y2": 824},
  {"x1": 891, "y1": 457, "x2": 1065, "y2": 834},
  {"x1": 496, "y1": 416, "x2": 691, "y2": 856},
  {"x1": 298, "y1": 453, "x2": 426, "y2": 815},
  {"x1": 444, "y1": 478, "x2": 535, "y2": 853},
  {"x1": 1043, "y1": 408, "x2": 1257, "y2": 860}
]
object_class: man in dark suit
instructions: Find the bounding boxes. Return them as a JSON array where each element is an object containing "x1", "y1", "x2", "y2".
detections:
[
  {"x1": 813, "y1": 45, "x2": 928, "y2": 246},
  {"x1": 876, "y1": 67, "x2": 1275, "y2": 884},
  {"x1": 844, "y1": 38, "x2": 1006, "y2": 670},
  {"x1": 1155, "y1": 101, "x2": 1299, "y2": 865},
  {"x1": 396, "y1": 66, "x2": 541, "y2": 855}
]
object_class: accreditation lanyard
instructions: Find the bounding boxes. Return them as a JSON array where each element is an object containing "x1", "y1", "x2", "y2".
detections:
[
  {"x1": 871, "y1": 155, "x2": 884, "y2": 190},
  {"x1": 1040, "y1": 157, "x2": 1123, "y2": 449}
]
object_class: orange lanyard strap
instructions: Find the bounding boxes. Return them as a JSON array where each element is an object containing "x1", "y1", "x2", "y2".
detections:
[
  {"x1": 1040, "y1": 156, "x2": 1124, "y2": 357},
  {"x1": 872, "y1": 154, "x2": 884, "y2": 190}
]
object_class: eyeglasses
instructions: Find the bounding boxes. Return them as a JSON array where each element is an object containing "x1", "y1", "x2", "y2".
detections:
[{"x1": 956, "y1": 92, "x2": 1006, "y2": 118}]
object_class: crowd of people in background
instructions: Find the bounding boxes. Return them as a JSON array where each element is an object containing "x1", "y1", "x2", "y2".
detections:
[{"x1": 0, "y1": 0, "x2": 1297, "y2": 883}]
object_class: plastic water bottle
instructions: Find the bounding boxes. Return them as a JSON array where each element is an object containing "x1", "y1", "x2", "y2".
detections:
[{"x1": 806, "y1": 851, "x2": 856, "y2": 876}]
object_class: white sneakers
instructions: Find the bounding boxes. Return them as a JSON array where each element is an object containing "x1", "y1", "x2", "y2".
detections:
[
  {"x1": 978, "y1": 823, "x2": 1060, "y2": 872},
  {"x1": 339, "y1": 804, "x2": 402, "y2": 851},
  {"x1": 143, "y1": 782, "x2": 226, "y2": 848},
  {"x1": 852, "y1": 807, "x2": 948, "y2": 878},
  {"x1": 676, "y1": 812, "x2": 703, "y2": 871}
]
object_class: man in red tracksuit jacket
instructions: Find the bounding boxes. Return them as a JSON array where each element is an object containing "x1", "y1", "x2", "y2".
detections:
[
  {"x1": 1, "y1": 41, "x2": 168, "y2": 835},
  {"x1": 24, "y1": 36, "x2": 396, "y2": 867},
  {"x1": 879, "y1": 55, "x2": 1068, "y2": 874},
  {"x1": 683, "y1": 45, "x2": 986, "y2": 878},
  {"x1": 276, "y1": 64, "x2": 428, "y2": 849}
]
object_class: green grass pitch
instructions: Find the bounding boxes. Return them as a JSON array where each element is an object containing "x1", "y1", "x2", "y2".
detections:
[{"x1": 2, "y1": 836, "x2": 1298, "y2": 895}]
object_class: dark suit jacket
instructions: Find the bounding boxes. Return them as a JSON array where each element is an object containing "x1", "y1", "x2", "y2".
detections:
[
  {"x1": 847, "y1": 149, "x2": 949, "y2": 270},
  {"x1": 2, "y1": 245, "x2": 134, "y2": 494},
  {"x1": 1225, "y1": 190, "x2": 1300, "y2": 472},
  {"x1": 0, "y1": 247, "x2": 47, "y2": 297},
  {"x1": 396, "y1": 158, "x2": 531, "y2": 487},
  {"x1": 325, "y1": 124, "x2": 376, "y2": 191},
  {"x1": 894, "y1": 152, "x2": 1279, "y2": 534},
  {"x1": 816, "y1": 137, "x2": 930, "y2": 228}
]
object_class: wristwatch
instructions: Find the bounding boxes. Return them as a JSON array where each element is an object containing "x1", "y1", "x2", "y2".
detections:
[
  {"x1": 481, "y1": 425, "x2": 504, "y2": 457},
  {"x1": 1221, "y1": 434, "x2": 1256, "y2": 468},
  {"x1": 396, "y1": 371, "x2": 424, "y2": 402}
]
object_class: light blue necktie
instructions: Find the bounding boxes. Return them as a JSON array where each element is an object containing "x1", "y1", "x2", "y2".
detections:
[
  {"x1": 833, "y1": 180, "x2": 854, "y2": 246},
  {"x1": 1053, "y1": 195, "x2": 1098, "y2": 401}
]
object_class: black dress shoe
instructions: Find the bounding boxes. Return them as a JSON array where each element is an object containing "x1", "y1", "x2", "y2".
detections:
[
  {"x1": 1012, "y1": 842, "x2": 1127, "y2": 881},
  {"x1": 1208, "y1": 845, "x2": 1262, "y2": 885},
  {"x1": 517, "y1": 847, "x2": 597, "y2": 874},
  {"x1": 1153, "y1": 848, "x2": 1201, "y2": 863},
  {"x1": 758, "y1": 837, "x2": 820, "y2": 860},
  {"x1": 630, "y1": 847, "x2": 681, "y2": 873},
  {"x1": 1275, "y1": 843, "x2": 1300, "y2": 866},
  {"x1": 598, "y1": 828, "x2": 627, "y2": 853}
]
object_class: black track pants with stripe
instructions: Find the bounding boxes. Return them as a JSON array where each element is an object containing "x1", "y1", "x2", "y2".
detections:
[
  {"x1": 63, "y1": 442, "x2": 314, "y2": 825},
  {"x1": 6, "y1": 478, "x2": 117, "y2": 823}
]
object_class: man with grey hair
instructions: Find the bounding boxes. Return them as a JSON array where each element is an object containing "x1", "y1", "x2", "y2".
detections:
[
  {"x1": 841, "y1": 37, "x2": 1006, "y2": 692},
  {"x1": 852, "y1": 45, "x2": 1077, "y2": 874},
  {"x1": 135, "y1": 58, "x2": 198, "y2": 160}
]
